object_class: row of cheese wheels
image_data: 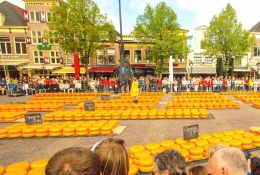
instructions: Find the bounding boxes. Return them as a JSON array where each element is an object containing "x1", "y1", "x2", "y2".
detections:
[
  {"x1": 172, "y1": 97, "x2": 233, "y2": 102},
  {"x1": 31, "y1": 96, "x2": 95, "y2": 100},
  {"x1": 25, "y1": 100, "x2": 82, "y2": 105},
  {"x1": 35, "y1": 92, "x2": 111, "y2": 97},
  {"x1": 44, "y1": 109, "x2": 208, "y2": 121},
  {"x1": 0, "y1": 112, "x2": 27, "y2": 122},
  {"x1": 92, "y1": 98, "x2": 161, "y2": 103},
  {"x1": 252, "y1": 102, "x2": 260, "y2": 109},
  {"x1": 167, "y1": 102, "x2": 239, "y2": 109},
  {"x1": 128, "y1": 129, "x2": 260, "y2": 174},
  {"x1": 173, "y1": 92, "x2": 215, "y2": 95},
  {"x1": 220, "y1": 91, "x2": 260, "y2": 95},
  {"x1": 0, "y1": 120, "x2": 118, "y2": 139},
  {"x1": 234, "y1": 96, "x2": 260, "y2": 103},
  {"x1": 0, "y1": 104, "x2": 64, "y2": 112},
  {"x1": 121, "y1": 92, "x2": 165, "y2": 96},
  {"x1": 0, "y1": 159, "x2": 48, "y2": 175},
  {"x1": 75, "y1": 102, "x2": 157, "y2": 110}
]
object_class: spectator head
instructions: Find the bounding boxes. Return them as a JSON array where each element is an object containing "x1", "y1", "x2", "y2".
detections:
[
  {"x1": 45, "y1": 147, "x2": 101, "y2": 175},
  {"x1": 188, "y1": 166, "x2": 208, "y2": 175},
  {"x1": 92, "y1": 138, "x2": 129, "y2": 175},
  {"x1": 154, "y1": 149, "x2": 186, "y2": 175},
  {"x1": 209, "y1": 147, "x2": 247, "y2": 175}
]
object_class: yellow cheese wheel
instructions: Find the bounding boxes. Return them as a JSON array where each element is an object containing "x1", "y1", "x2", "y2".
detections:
[
  {"x1": 134, "y1": 150, "x2": 151, "y2": 159},
  {"x1": 138, "y1": 156, "x2": 153, "y2": 167},
  {"x1": 189, "y1": 154, "x2": 204, "y2": 161},
  {"x1": 0, "y1": 129, "x2": 8, "y2": 135},
  {"x1": 3, "y1": 170, "x2": 27, "y2": 175},
  {"x1": 49, "y1": 132, "x2": 62, "y2": 137},
  {"x1": 35, "y1": 127, "x2": 49, "y2": 133},
  {"x1": 175, "y1": 138, "x2": 186, "y2": 145},
  {"x1": 145, "y1": 142, "x2": 160, "y2": 150},
  {"x1": 139, "y1": 165, "x2": 154, "y2": 173},
  {"x1": 0, "y1": 134, "x2": 8, "y2": 139},
  {"x1": 211, "y1": 132, "x2": 224, "y2": 138},
  {"x1": 232, "y1": 134, "x2": 243, "y2": 140},
  {"x1": 241, "y1": 138, "x2": 252, "y2": 145},
  {"x1": 22, "y1": 128, "x2": 35, "y2": 134},
  {"x1": 129, "y1": 145, "x2": 145, "y2": 154},
  {"x1": 89, "y1": 126, "x2": 100, "y2": 132},
  {"x1": 160, "y1": 140, "x2": 175, "y2": 148},
  {"x1": 76, "y1": 127, "x2": 88, "y2": 132},
  {"x1": 8, "y1": 128, "x2": 21, "y2": 134},
  {"x1": 253, "y1": 143, "x2": 260, "y2": 147},
  {"x1": 22, "y1": 133, "x2": 35, "y2": 138},
  {"x1": 100, "y1": 130, "x2": 112, "y2": 135},
  {"x1": 151, "y1": 147, "x2": 165, "y2": 155},
  {"x1": 230, "y1": 140, "x2": 242, "y2": 147},
  {"x1": 89, "y1": 131, "x2": 100, "y2": 135},
  {"x1": 233, "y1": 129, "x2": 245, "y2": 134},
  {"x1": 243, "y1": 132, "x2": 255, "y2": 138},
  {"x1": 129, "y1": 164, "x2": 138, "y2": 175},
  {"x1": 6, "y1": 162, "x2": 30, "y2": 172},
  {"x1": 49, "y1": 127, "x2": 63, "y2": 133},
  {"x1": 189, "y1": 147, "x2": 204, "y2": 156},
  {"x1": 221, "y1": 136, "x2": 233, "y2": 142},
  {"x1": 208, "y1": 137, "x2": 221, "y2": 145},
  {"x1": 195, "y1": 140, "x2": 208, "y2": 147},
  {"x1": 199, "y1": 134, "x2": 212, "y2": 140},
  {"x1": 252, "y1": 136, "x2": 260, "y2": 143},
  {"x1": 241, "y1": 144, "x2": 253, "y2": 150},
  {"x1": 31, "y1": 159, "x2": 48, "y2": 169},
  {"x1": 62, "y1": 132, "x2": 75, "y2": 136},
  {"x1": 8, "y1": 133, "x2": 22, "y2": 138},
  {"x1": 63, "y1": 127, "x2": 75, "y2": 133},
  {"x1": 76, "y1": 132, "x2": 88, "y2": 136},
  {"x1": 0, "y1": 166, "x2": 5, "y2": 175},
  {"x1": 28, "y1": 167, "x2": 45, "y2": 175},
  {"x1": 220, "y1": 142, "x2": 230, "y2": 147},
  {"x1": 181, "y1": 143, "x2": 195, "y2": 150},
  {"x1": 223, "y1": 130, "x2": 234, "y2": 136},
  {"x1": 167, "y1": 144, "x2": 182, "y2": 151},
  {"x1": 35, "y1": 133, "x2": 48, "y2": 137}
]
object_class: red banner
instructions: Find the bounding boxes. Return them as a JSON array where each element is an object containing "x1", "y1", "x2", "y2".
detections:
[
  {"x1": 74, "y1": 52, "x2": 80, "y2": 80},
  {"x1": 23, "y1": 11, "x2": 29, "y2": 22}
]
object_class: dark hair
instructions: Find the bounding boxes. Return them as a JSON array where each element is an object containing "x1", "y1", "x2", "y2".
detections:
[
  {"x1": 154, "y1": 149, "x2": 186, "y2": 175},
  {"x1": 45, "y1": 147, "x2": 100, "y2": 175},
  {"x1": 188, "y1": 166, "x2": 208, "y2": 175},
  {"x1": 94, "y1": 138, "x2": 129, "y2": 175}
]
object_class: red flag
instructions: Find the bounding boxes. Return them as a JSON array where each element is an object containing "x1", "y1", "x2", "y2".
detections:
[{"x1": 74, "y1": 52, "x2": 80, "y2": 80}]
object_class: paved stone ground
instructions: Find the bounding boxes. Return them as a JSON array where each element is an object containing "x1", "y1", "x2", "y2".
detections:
[{"x1": 0, "y1": 94, "x2": 260, "y2": 166}]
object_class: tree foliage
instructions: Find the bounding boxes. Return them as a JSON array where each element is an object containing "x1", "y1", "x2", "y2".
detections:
[
  {"x1": 201, "y1": 3, "x2": 255, "y2": 76},
  {"x1": 48, "y1": 0, "x2": 116, "y2": 75},
  {"x1": 133, "y1": 2, "x2": 189, "y2": 75}
]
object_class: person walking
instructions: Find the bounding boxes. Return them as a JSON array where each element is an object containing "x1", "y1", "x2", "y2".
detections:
[{"x1": 130, "y1": 77, "x2": 139, "y2": 103}]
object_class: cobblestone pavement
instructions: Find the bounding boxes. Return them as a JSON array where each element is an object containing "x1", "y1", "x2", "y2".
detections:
[{"x1": 0, "y1": 94, "x2": 260, "y2": 166}]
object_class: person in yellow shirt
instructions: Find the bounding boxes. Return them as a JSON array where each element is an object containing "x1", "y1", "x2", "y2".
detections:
[{"x1": 130, "y1": 77, "x2": 139, "y2": 103}]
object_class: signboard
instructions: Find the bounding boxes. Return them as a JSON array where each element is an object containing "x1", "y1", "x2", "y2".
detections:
[
  {"x1": 37, "y1": 44, "x2": 52, "y2": 50},
  {"x1": 25, "y1": 113, "x2": 42, "y2": 125},
  {"x1": 101, "y1": 95, "x2": 110, "y2": 100},
  {"x1": 84, "y1": 101, "x2": 95, "y2": 111},
  {"x1": 183, "y1": 124, "x2": 199, "y2": 140}
]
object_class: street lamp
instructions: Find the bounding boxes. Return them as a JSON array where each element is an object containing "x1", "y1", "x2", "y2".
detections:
[
  {"x1": 189, "y1": 60, "x2": 193, "y2": 91},
  {"x1": 256, "y1": 61, "x2": 260, "y2": 79}
]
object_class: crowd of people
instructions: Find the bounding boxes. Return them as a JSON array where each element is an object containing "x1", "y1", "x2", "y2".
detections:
[
  {"x1": 0, "y1": 75, "x2": 260, "y2": 95},
  {"x1": 45, "y1": 137, "x2": 260, "y2": 175}
]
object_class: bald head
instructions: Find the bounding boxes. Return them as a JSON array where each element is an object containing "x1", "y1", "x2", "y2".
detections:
[{"x1": 210, "y1": 147, "x2": 247, "y2": 175}]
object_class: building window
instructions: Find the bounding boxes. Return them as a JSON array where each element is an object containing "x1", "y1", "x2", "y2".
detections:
[
  {"x1": 254, "y1": 47, "x2": 260, "y2": 57},
  {"x1": 134, "y1": 50, "x2": 142, "y2": 63},
  {"x1": 193, "y1": 53, "x2": 202, "y2": 64},
  {"x1": 0, "y1": 37, "x2": 11, "y2": 54},
  {"x1": 32, "y1": 31, "x2": 42, "y2": 44},
  {"x1": 124, "y1": 50, "x2": 130, "y2": 61},
  {"x1": 30, "y1": 12, "x2": 40, "y2": 22},
  {"x1": 145, "y1": 50, "x2": 152, "y2": 63},
  {"x1": 204, "y1": 56, "x2": 212, "y2": 64},
  {"x1": 15, "y1": 37, "x2": 27, "y2": 54},
  {"x1": 50, "y1": 51, "x2": 60, "y2": 64},
  {"x1": 96, "y1": 49, "x2": 105, "y2": 65},
  {"x1": 48, "y1": 32, "x2": 58, "y2": 44},
  {"x1": 47, "y1": 12, "x2": 52, "y2": 22},
  {"x1": 107, "y1": 49, "x2": 115, "y2": 64},
  {"x1": 34, "y1": 51, "x2": 43, "y2": 64}
]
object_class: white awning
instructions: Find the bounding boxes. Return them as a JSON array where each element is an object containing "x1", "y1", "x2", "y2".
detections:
[
  {"x1": 0, "y1": 60, "x2": 28, "y2": 66},
  {"x1": 192, "y1": 66, "x2": 216, "y2": 74},
  {"x1": 21, "y1": 65, "x2": 61, "y2": 70}
]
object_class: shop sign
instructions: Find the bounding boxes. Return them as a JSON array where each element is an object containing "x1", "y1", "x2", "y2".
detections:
[{"x1": 37, "y1": 45, "x2": 52, "y2": 50}]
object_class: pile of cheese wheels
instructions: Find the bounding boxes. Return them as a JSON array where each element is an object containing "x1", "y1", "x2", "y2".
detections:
[
  {"x1": 128, "y1": 129, "x2": 260, "y2": 175},
  {"x1": 44, "y1": 109, "x2": 208, "y2": 121},
  {"x1": 0, "y1": 120, "x2": 118, "y2": 139},
  {"x1": 0, "y1": 112, "x2": 27, "y2": 122},
  {"x1": 0, "y1": 104, "x2": 64, "y2": 112},
  {"x1": 0, "y1": 159, "x2": 48, "y2": 175}
]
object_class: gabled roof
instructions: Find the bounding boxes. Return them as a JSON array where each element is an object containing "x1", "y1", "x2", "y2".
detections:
[
  {"x1": 0, "y1": 1, "x2": 26, "y2": 26},
  {"x1": 250, "y1": 22, "x2": 260, "y2": 32}
]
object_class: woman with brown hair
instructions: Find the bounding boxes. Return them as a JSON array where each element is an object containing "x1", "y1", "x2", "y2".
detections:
[{"x1": 92, "y1": 138, "x2": 129, "y2": 175}]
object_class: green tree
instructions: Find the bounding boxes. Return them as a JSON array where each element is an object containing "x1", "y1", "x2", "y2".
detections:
[
  {"x1": 48, "y1": 0, "x2": 116, "y2": 76},
  {"x1": 133, "y1": 2, "x2": 189, "y2": 76},
  {"x1": 201, "y1": 3, "x2": 255, "y2": 77}
]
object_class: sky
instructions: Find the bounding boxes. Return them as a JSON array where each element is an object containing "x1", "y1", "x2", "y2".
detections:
[{"x1": 1, "y1": 0, "x2": 260, "y2": 47}]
